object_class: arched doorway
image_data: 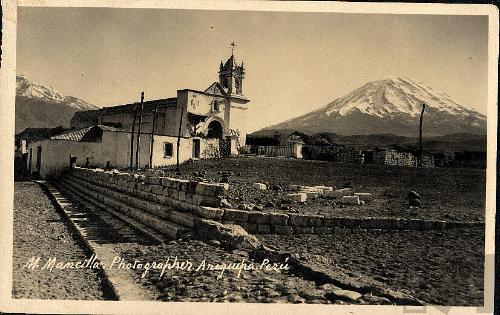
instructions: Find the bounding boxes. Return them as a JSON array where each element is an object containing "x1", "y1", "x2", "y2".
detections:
[{"x1": 206, "y1": 120, "x2": 224, "y2": 138}]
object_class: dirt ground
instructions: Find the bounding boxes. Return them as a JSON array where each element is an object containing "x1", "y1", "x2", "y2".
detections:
[
  {"x1": 113, "y1": 240, "x2": 365, "y2": 304},
  {"x1": 12, "y1": 182, "x2": 110, "y2": 300},
  {"x1": 258, "y1": 227, "x2": 485, "y2": 306},
  {"x1": 12, "y1": 157, "x2": 486, "y2": 305},
  {"x1": 158, "y1": 156, "x2": 486, "y2": 222}
]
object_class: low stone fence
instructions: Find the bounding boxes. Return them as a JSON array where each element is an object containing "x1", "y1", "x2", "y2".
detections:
[
  {"x1": 62, "y1": 167, "x2": 482, "y2": 238},
  {"x1": 373, "y1": 149, "x2": 435, "y2": 168},
  {"x1": 302, "y1": 145, "x2": 364, "y2": 164},
  {"x1": 242, "y1": 144, "x2": 302, "y2": 158}
]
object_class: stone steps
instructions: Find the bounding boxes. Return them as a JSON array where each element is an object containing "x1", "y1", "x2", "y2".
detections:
[
  {"x1": 64, "y1": 173, "x2": 198, "y2": 228},
  {"x1": 56, "y1": 180, "x2": 170, "y2": 244},
  {"x1": 59, "y1": 175, "x2": 189, "y2": 239}
]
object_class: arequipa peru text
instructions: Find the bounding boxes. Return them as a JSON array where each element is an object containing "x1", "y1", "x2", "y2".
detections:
[{"x1": 22, "y1": 255, "x2": 290, "y2": 279}]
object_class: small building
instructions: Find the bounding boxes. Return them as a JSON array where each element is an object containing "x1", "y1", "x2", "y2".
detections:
[
  {"x1": 26, "y1": 52, "x2": 251, "y2": 178},
  {"x1": 15, "y1": 126, "x2": 67, "y2": 156}
]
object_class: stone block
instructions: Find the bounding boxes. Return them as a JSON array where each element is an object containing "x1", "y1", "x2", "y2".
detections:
[
  {"x1": 167, "y1": 178, "x2": 180, "y2": 189},
  {"x1": 240, "y1": 222, "x2": 258, "y2": 234},
  {"x1": 178, "y1": 201, "x2": 191, "y2": 212},
  {"x1": 268, "y1": 213, "x2": 289, "y2": 225},
  {"x1": 145, "y1": 176, "x2": 162, "y2": 185},
  {"x1": 308, "y1": 215, "x2": 324, "y2": 227},
  {"x1": 178, "y1": 191, "x2": 186, "y2": 202},
  {"x1": 323, "y1": 217, "x2": 343, "y2": 228},
  {"x1": 169, "y1": 189, "x2": 179, "y2": 200},
  {"x1": 287, "y1": 193, "x2": 307, "y2": 202},
  {"x1": 185, "y1": 203, "x2": 199, "y2": 213},
  {"x1": 320, "y1": 186, "x2": 334, "y2": 193},
  {"x1": 127, "y1": 181, "x2": 137, "y2": 189},
  {"x1": 354, "y1": 192, "x2": 373, "y2": 201},
  {"x1": 193, "y1": 219, "x2": 261, "y2": 250},
  {"x1": 185, "y1": 193, "x2": 194, "y2": 204},
  {"x1": 303, "y1": 191, "x2": 319, "y2": 199},
  {"x1": 196, "y1": 206, "x2": 224, "y2": 220},
  {"x1": 252, "y1": 182, "x2": 267, "y2": 190},
  {"x1": 192, "y1": 194, "x2": 222, "y2": 207},
  {"x1": 161, "y1": 177, "x2": 176, "y2": 188},
  {"x1": 169, "y1": 211, "x2": 195, "y2": 228},
  {"x1": 325, "y1": 188, "x2": 354, "y2": 198},
  {"x1": 288, "y1": 213, "x2": 309, "y2": 227},
  {"x1": 340, "y1": 195, "x2": 360, "y2": 205},
  {"x1": 176, "y1": 179, "x2": 190, "y2": 191},
  {"x1": 133, "y1": 174, "x2": 145, "y2": 182},
  {"x1": 149, "y1": 184, "x2": 164, "y2": 195},
  {"x1": 156, "y1": 195, "x2": 168, "y2": 205},
  {"x1": 223, "y1": 209, "x2": 250, "y2": 222},
  {"x1": 341, "y1": 218, "x2": 361, "y2": 229},
  {"x1": 294, "y1": 226, "x2": 314, "y2": 234},
  {"x1": 272, "y1": 225, "x2": 294, "y2": 235},
  {"x1": 195, "y1": 182, "x2": 228, "y2": 197},
  {"x1": 256, "y1": 224, "x2": 271, "y2": 234},
  {"x1": 331, "y1": 290, "x2": 362, "y2": 301},
  {"x1": 248, "y1": 212, "x2": 269, "y2": 224},
  {"x1": 315, "y1": 227, "x2": 334, "y2": 234},
  {"x1": 184, "y1": 181, "x2": 198, "y2": 193}
]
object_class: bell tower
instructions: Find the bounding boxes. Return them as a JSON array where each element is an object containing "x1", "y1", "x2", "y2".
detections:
[{"x1": 219, "y1": 42, "x2": 245, "y2": 96}]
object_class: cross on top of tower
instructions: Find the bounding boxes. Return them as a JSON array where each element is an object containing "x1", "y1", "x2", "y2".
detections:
[{"x1": 230, "y1": 42, "x2": 236, "y2": 56}]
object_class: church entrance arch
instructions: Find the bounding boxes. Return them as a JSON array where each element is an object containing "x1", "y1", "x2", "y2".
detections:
[{"x1": 206, "y1": 120, "x2": 224, "y2": 139}]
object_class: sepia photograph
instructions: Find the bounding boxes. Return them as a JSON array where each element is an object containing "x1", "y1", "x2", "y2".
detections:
[{"x1": 0, "y1": 1, "x2": 497, "y2": 314}]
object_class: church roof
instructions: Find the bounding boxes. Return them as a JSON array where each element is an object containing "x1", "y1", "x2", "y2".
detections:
[{"x1": 204, "y1": 82, "x2": 227, "y2": 96}]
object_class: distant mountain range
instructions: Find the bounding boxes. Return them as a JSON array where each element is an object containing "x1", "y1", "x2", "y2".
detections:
[
  {"x1": 261, "y1": 77, "x2": 486, "y2": 137},
  {"x1": 15, "y1": 75, "x2": 99, "y2": 133}
]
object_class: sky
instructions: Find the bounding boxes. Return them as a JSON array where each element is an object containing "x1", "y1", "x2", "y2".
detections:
[{"x1": 17, "y1": 7, "x2": 489, "y2": 132}]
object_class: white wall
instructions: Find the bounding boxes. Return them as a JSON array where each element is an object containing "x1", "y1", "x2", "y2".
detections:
[{"x1": 26, "y1": 131, "x2": 201, "y2": 178}]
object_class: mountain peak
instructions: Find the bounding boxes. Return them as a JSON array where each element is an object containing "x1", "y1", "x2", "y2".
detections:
[
  {"x1": 262, "y1": 77, "x2": 486, "y2": 137},
  {"x1": 15, "y1": 74, "x2": 100, "y2": 133},
  {"x1": 16, "y1": 74, "x2": 99, "y2": 111},
  {"x1": 324, "y1": 76, "x2": 482, "y2": 119}
]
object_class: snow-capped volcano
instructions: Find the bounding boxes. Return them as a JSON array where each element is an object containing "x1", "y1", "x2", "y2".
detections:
[
  {"x1": 16, "y1": 74, "x2": 98, "y2": 111},
  {"x1": 263, "y1": 77, "x2": 486, "y2": 137},
  {"x1": 15, "y1": 75, "x2": 99, "y2": 133}
]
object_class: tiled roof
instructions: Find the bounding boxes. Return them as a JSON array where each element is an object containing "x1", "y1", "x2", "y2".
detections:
[
  {"x1": 51, "y1": 126, "x2": 94, "y2": 141},
  {"x1": 50, "y1": 125, "x2": 124, "y2": 141}
]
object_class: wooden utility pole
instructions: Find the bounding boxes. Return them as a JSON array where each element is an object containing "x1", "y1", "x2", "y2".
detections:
[
  {"x1": 135, "y1": 92, "x2": 145, "y2": 170},
  {"x1": 149, "y1": 104, "x2": 158, "y2": 168},
  {"x1": 418, "y1": 103, "x2": 426, "y2": 167},
  {"x1": 176, "y1": 107, "x2": 184, "y2": 172},
  {"x1": 129, "y1": 108, "x2": 138, "y2": 170}
]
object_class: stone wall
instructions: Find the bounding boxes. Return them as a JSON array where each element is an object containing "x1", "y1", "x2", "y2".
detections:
[
  {"x1": 63, "y1": 167, "x2": 479, "y2": 239},
  {"x1": 243, "y1": 144, "x2": 302, "y2": 159},
  {"x1": 373, "y1": 149, "x2": 435, "y2": 168},
  {"x1": 302, "y1": 145, "x2": 364, "y2": 164}
]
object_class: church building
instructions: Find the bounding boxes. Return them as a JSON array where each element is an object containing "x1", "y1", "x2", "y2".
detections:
[{"x1": 26, "y1": 51, "x2": 251, "y2": 178}]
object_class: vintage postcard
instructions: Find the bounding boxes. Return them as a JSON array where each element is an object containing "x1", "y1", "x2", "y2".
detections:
[{"x1": 0, "y1": 1, "x2": 497, "y2": 314}]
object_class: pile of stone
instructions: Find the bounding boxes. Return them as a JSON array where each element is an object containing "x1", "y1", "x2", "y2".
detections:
[{"x1": 286, "y1": 185, "x2": 372, "y2": 205}]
